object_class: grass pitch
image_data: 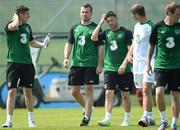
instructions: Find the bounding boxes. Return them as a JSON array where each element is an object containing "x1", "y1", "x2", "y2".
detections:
[{"x1": 0, "y1": 104, "x2": 179, "y2": 130}]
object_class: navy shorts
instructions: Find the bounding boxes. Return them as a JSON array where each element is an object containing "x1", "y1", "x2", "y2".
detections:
[
  {"x1": 104, "y1": 71, "x2": 134, "y2": 92},
  {"x1": 6, "y1": 62, "x2": 35, "y2": 90},
  {"x1": 154, "y1": 68, "x2": 180, "y2": 91},
  {"x1": 68, "y1": 66, "x2": 99, "y2": 86}
]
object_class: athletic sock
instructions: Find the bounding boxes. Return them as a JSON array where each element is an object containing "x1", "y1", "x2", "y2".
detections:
[
  {"x1": 7, "y1": 114, "x2": 12, "y2": 123},
  {"x1": 105, "y1": 112, "x2": 111, "y2": 120},
  {"x1": 28, "y1": 112, "x2": 34, "y2": 121},
  {"x1": 171, "y1": 117, "x2": 178, "y2": 126},
  {"x1": 160, "y1": 111, "x2": 167, "y2": 122},
  {"x1": 142, "y1": 111, "x2": 149, "y2": 118},
  {"x1": 124, "y1": 112, "x2": 130, "y2": 121}
]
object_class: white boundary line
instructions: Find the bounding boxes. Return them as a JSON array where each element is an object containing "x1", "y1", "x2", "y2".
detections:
[{"x1": 41, "y1": 0, "x2": 73, "y2": 31}]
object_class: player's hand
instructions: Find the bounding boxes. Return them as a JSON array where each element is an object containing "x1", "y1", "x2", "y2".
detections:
[
  {"x1": 12, "y1": 12, "x2": 19, "y2": 21},
  {"x1": 127, "y1": 54, "x2": 133, "y2": 64},
  {"x1": 146, "y1": 64, "x2": 153, "y2": 75},
  {"x1": 63, "y1": 58, "x2": 69, "y2": 68},
  {"x1": 118, "y1": 64, "x2": 126, "y2": 75},
  {"x1": 43, "y1": 33, "x2": 51, "y2": 48},
  {"x1": 99, "y1": 14, "x2": 106, "y2": 25},
  {"x1": 96, "y1": 66, "x2": 103, "y2": 75}
]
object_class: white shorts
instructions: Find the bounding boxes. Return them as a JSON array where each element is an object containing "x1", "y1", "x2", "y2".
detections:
[{"x1": 134, "y1": 72, "x2": 155, "y2": 88}]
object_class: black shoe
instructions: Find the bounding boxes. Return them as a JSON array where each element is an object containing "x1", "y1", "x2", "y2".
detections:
[
  {"x1": 138, "y1": 117, "x2": 148, "y2": 127},
  {"x1": 80, "y1": 117, "x2": 89, "y2": 126},
  {"x1": 148, "y1": 118, "x2": 156, "y2": 126},
  {"x1": 82, "y1": 106, "x2": 94, "y2": 122},
  {"x1": 88, "y1": 106, "x2": 94, "y2": 122}
]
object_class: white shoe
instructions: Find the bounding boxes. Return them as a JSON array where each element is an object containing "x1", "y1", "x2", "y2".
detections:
[
  {"x1": 2, "y1": 121, "x2": 12, "y2": 128},
  {"x1": 97, "y1": 118, "x2": 111, "y2": 126},
  {"x1": 121, "y1": 119, "x2": 129, "y2": 126},
  {"x1": 29, "y1": 120, "x2": 36, "y2": 127}
]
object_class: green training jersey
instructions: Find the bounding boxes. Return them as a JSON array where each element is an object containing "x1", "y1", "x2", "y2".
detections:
[
  {"x1": 98, "y1": 27, "x2": 133, "y2": 72},
  {"x1": 5, "y1": 22, "x2": 33, "y2": 64},
  {"x1": 150, "y1": 20, "x2": 180, "y2": 69},
  {"x1": 67, "y1": 22, "x2": 101, "y2": 67}
]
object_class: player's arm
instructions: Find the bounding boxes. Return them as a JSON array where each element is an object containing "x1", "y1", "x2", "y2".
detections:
[
  {"x1": 63, "y1": 25, "x2": 75, "y2": 68},
  {"x1": 96, "y1": 45, "x2": 104, "y2": 74},
  {"x1": 8, "y1": 13, "x2": 20, "y2": 31},
  {"x1": 118, "y1": 45, "x2": 131, "y2": 74},
  {"x1": 146, "y1": 25, "x2": 157, "y2": 74},
  {"x1": 118, "y1": 30, "x2": 133, "y2": 74},
  {"x1": 91, "y1": 14, "x2": 106, "y2": 41},
  {"x1": 146, "y1": 44, "x2": 155, "y2": 74},
  {"x1": 30, "y1": 40, "x2": 45, "y2": 48},
  {"x1": 30, "y1": 33, "x2": 50, "y2": 48},
  {"x1": 64, "y1": 42, "x2": 72, "y2": 60},
  {"x1": 126, "y1": 43, "x2": 134, "y2": 64},
  {"x1": 63, "y1": 42, "x2": 72, "y2": 68}
]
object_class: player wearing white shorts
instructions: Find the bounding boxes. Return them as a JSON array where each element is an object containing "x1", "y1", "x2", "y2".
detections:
[{"x1": 127, "y1": 3, "x2": 156, "y2": 127}]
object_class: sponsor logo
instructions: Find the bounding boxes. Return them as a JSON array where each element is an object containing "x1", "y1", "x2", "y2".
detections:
[
  {"x1": 104, "y1": 84, "x2": 107, "y2": 89},
  {"x1": 125, "y1": 87, "x2": 129, "y2": 90},
  {"x1": 89, "y1": 80, "x2": 94, "y2": 83},
  {"x1": 160, "y1": 30, "x2": 165, "y2": 34}
]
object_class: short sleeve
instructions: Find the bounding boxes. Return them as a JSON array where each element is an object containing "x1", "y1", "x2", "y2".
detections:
[
  {"x1": 149, "y1": 25, "x2": 158, "y2": 46},
  {"x1": 125, "y1": 29, "x2": 133, "y2": 45},
  {"x1": 67, "y1": 26, "x2": 75, "y2": 44}
]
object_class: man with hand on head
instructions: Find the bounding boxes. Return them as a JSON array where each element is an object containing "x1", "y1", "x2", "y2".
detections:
[
  {"x1": 2, "y1": 5, "x2": 50, "y2": 128},
  {"x1": 91, "y1": 11, "x2": 133, "y2": 127}
]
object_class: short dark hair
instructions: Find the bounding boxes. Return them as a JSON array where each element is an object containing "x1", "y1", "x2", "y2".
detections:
[
  {"x1": 130, "y1": 3, "x2": 146, "y2": 16},
  {"x1": 166, "y1": 2, "x2": 180, "y2": 15},
  {"x1": 81, "y1": 3, "x2": 93, "y2": 13},
  {"x1": 15, "y1": 5, "x2": 29, "y2": 15},
  {"x1": 105, "y1": 11, "x2": 117, "y2": 19}
]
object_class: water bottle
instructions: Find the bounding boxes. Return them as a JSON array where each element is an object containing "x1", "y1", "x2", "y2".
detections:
[{"x1": 43, "y1": 33, "x2": 50, "y2": 48}]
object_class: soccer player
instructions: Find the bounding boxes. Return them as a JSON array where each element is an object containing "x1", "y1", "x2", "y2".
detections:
[
  {"x1": 127, "y1": 3, "x2": 156, "y2": 127},
  {"x1": 63, "y1": 3, "x2": 103, "y2": 126},
  {"x1": 147, "y1": 2, "x2": 180, "y2": 130},
  {"x1": 91, "y1": 11, "x2": 133, "y2": 126},
  {"x1": 2, "y1": 5, "x2": 48, "y2": 128}
]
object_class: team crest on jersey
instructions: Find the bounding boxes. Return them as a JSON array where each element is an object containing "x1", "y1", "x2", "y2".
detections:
[
  {"x1": 159, "y1": 27, "x2": 166, "y2": 34},
  {"x1": 89, "y1": 30, "x2": 93, "y2": 34},
  {"x1": 117, "y1": 34, "x2": 123, "y2": 38},
  {"x1": 74, "y1": 29, "x2": 78, "y2": 32},
  {"x1": 174, "y1": 29, "x2": 180, "y2": 35}
]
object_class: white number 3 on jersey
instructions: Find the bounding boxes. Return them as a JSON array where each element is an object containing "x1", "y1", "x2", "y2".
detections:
[
  {"x1": 20, "y1": 33, "x2": 28, "y2": 44},
  {"x1": 110, "y1": 40, "x2": 118, "y2": 51},
  {"x1": 166, "y1": 37, "x2": 175, "y2": 48},
  {"x1": 78, "y1": 35, "x2": 85, "y2": 45}
]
